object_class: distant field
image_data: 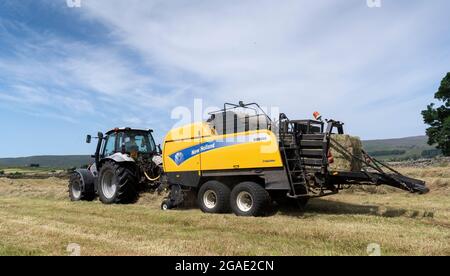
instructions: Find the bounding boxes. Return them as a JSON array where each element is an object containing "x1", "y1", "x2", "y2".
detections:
[
  {"x1": 363, "y1": 136, "x2": 439, "y2": 161},
  {"x1": 0, "y1": 155, "x2": 92, "y2": 169},
  {"x1": 0, "y1": 165, "x2": 448, "y2": 256},
  {"x1": 0, "y1": 136, "x2": 439, "y2": 169},
  {"x1": 0, "y1": 167, "x2": 65, "y2": 175}
]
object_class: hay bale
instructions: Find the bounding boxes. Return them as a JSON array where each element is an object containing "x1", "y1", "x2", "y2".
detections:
[
  {"x1": 349, "y1": 136, "x2": 363, "y2": 171},
  {"x1": 329, "y1": 134, "x2": 363, "y2": 172}
]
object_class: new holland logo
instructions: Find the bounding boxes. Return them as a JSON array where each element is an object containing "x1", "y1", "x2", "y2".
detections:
[{"x1": 174, "y1": 152, "x2": 185, "y2": 165}]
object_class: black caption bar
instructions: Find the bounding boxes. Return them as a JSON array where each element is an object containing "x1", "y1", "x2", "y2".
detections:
[{"x1": 0, "y1": 255, "x2": 439, "y2": 275}]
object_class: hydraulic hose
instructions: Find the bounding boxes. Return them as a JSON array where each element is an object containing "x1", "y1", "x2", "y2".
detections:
[{"x1": 144, "y1": 170, "x2": 161, "y2": 181}]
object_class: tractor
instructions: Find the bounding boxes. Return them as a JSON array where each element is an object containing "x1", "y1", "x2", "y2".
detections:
[{"x1": 68, "y1": 127, "x2": 163, "y2": 204}]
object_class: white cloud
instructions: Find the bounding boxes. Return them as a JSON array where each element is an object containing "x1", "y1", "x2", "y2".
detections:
[
  {"x1": 75, "y1": 0, "x2": 450, "y2": 139},
  {"x1": 1, "y1": 1, "x2": 449, "y2": 140},
  {"x1": 0, "y1": 23, "x2": 186, "y2": 127}
]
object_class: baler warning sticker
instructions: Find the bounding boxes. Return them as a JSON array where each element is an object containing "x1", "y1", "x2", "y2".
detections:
[{"x1": 169, "y1": 133, "x2": 270, "y2": 166}]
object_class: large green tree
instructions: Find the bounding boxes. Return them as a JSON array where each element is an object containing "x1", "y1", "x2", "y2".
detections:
[{"x1": 422, "y1": 73, "x2": 450, "y2": 156}]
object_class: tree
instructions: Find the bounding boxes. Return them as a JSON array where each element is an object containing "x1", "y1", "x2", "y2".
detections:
[{"x1": 422, "y1": 73, "x2": 450, "y2": 156}]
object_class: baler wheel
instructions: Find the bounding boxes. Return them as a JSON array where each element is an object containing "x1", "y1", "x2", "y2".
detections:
[
  {"x1": 197, "y1": 181, "x2": 231, "y2": 214},
  {"x1": 161, "y1": 200, "x2": 173, "y2": 210},
  {"x1": 230, "y1": 182, "x2": 270, "y2": 217}
]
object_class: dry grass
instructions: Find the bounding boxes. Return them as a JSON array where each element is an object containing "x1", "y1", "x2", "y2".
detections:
[{"x1": 0, "y1": 165, "x2": 449, "y2": 256}]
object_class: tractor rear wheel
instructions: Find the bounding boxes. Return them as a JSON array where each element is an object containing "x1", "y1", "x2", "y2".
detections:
[
  {"x1": 69, "y1": 172, "x2": 95, "y2": 201},
  {"x1": 197, "y1": 181, "x2": 231, "y2": 214},
  {"x1": 98, "y1": 161, "x2": 138, "y2": 204},
  {"x1": 230, "y1": 182, "x2": 270, "y2": 217}
]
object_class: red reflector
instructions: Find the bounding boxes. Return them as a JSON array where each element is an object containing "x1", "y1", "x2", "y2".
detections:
[{"x1": 313, "y1": 111, "x2": 322, "y2": 121}]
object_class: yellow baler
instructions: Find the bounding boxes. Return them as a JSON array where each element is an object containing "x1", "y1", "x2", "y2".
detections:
[{"x1": 160, "y1": 102, "x2": 428, "y2": 217}]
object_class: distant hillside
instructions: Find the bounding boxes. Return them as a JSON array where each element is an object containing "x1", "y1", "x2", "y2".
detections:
[
  {"x1": 0, "y1": 155, "x2": 92, "y2": 169},
  {"x1": 362, "y1": 135, "x2": 440, "y2": 161},
  {"x1": 0, "y1": 136, "x2": 441, "y2": 167}
]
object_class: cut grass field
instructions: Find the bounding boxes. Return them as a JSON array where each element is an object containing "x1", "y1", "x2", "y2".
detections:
[{"x1": 0, "y1": 166, "x2": 449, "y2": 256}]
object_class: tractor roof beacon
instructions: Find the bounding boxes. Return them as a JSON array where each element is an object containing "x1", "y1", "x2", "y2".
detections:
[{"x1": 68, "y1": 127, "x2": 163, "y2": 204}]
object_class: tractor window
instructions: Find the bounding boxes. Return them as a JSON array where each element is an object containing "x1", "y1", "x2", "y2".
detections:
[
  {"x1": 103, "y1": 134, "x2": 117, "y2": 156},
  {"x1": 119, "y1": 132, "x2": 156, "y2": 154}
]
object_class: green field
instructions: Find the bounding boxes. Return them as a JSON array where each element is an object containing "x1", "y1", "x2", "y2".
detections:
[
  {"x1": 0, "y1": 167, "x2": 65, "y2": 175},
  {"x1": 362, "y1": 136, "x2": 439, "y2": 161},
  {"x1": 0, "y1": 155, "x2": 92, "y2": 169},
  {"x1": 0, "y1": 165, "x2": 449, "y2": 256}
]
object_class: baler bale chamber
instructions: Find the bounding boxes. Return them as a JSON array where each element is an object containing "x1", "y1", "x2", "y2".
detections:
[{"x1": 161, "y1": 102, "x2": 429, "y2": 216}]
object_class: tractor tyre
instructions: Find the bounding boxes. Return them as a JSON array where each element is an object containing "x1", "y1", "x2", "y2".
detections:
[
  {"x1": 230, "y1": 182, "x2": 270, "y2": 217},
  {"x1": 68, "y1": 172, "x2": 95, "y2": 201},
  {"x1": 98, "y1": 161, "x2": 138, "y2": 204},
  {"x1": 197, "y1": 180, "x2": 231, "y2": 214}
]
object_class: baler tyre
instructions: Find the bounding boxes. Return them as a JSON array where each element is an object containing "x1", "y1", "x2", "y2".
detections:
[
  {"x1": 68, "y1": 172, "x2": 95, "y2": 201},
  {"x1": 98, "y1": 161, "x2": 138, "y2": 204},
  {"x1": 231, "y1": 182, "x2": 270, "y2": 217},
  {"x1": 161, "y1": 200, "x2": 173, "y2": 210},
  {"x1": 197, "y1": 181, "x2": 231, "y2": 214}
]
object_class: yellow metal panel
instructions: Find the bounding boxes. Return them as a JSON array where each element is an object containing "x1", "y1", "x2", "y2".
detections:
[
  {"x1": 164, "y1": 122, "x2": 212, "y2": 142},
  {"x1": 200, "y1": 130, "x2": 283, "y2": 171},
  {"x1": 162, "y1": 122, "x2": 283, "y2": 173},
  {"x1": 163, "y1": 138, "x2": 201, "y2": 172}
]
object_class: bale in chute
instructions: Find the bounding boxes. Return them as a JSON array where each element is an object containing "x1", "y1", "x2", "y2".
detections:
[{"x1": 329, "y1": 134, "x2": 363, "y2": 172}]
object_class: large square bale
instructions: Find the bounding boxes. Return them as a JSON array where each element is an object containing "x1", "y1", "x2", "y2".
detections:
[{"x1": 329, "y1": 134, "x2": 363, "y2": 172}]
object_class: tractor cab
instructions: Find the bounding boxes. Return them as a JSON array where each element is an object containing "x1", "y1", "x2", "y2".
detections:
[{"x1": 95, "y1": 128, "x2": 157, "y2": 160}]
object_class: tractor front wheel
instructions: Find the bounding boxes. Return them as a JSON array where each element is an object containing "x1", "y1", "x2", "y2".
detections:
[
  {"x1": 98, "y1": 161, "x2": 138, "y2": 204},
  {"x1": 68, "y1": 172, "x2": 95, "y2": 201}
]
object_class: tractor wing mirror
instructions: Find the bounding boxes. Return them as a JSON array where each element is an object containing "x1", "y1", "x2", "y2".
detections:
[
  {"x1": 157, "y1": 144, "x2": 162, "y2": 154},
  {"x1": 86, "y1": 135, "x2": 92, "y2": 144}
]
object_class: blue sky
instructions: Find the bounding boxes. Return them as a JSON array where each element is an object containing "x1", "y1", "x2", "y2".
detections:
[{"x1": 0, "y1": 0, "x2": 449, "y2": 157}]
